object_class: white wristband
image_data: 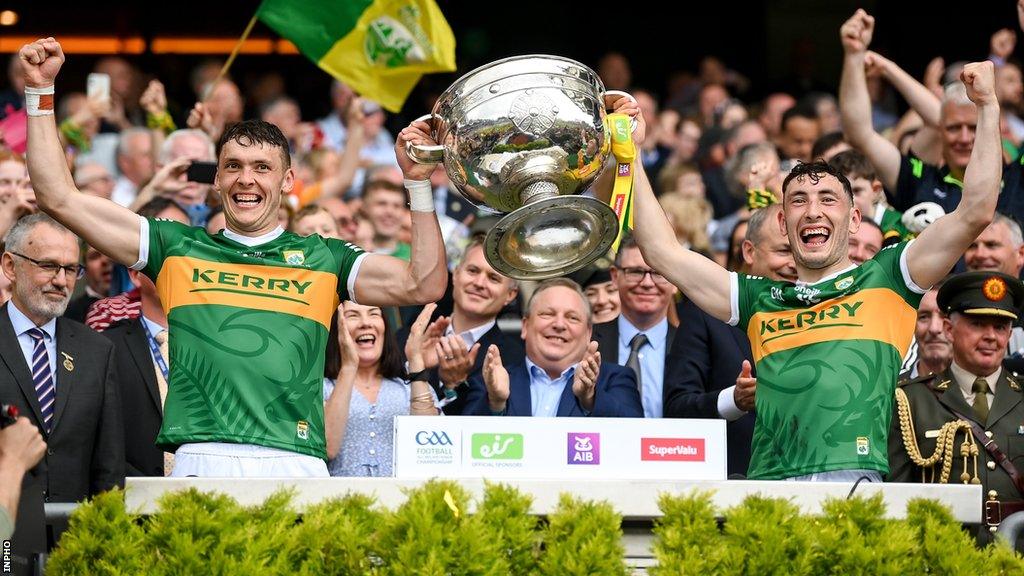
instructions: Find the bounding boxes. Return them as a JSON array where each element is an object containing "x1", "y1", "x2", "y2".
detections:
[
  {"x1": 405, "y1": 179, "x2": 434, "y2": 213},
  {"x1": 24, "y1": 85, "x2": 55, "y2": 117}
]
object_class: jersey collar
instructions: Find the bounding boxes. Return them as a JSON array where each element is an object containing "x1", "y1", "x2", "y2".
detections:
[
  {"x1": 223, "y1": 226, "x2": 285, "y2": 247},
  {"x1": 796, "y1": 263, "x2": 857, "y2": 287}
]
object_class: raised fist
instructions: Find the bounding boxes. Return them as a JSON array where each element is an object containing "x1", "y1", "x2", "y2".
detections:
[
  {"x1": 840, "y1": 9, "x2": 875, "y2": 55},
  {"x1": 961, "y1": 61, "x2": 996, "y2": 107},
  {"x1": 18, "y1": 37, "x2": 64, "y2": 88}
]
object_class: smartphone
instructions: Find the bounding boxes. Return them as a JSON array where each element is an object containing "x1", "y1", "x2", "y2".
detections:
[
  {"x1": 186, "y1": 161, "x2": 218, "y2": 184},
  {"x1": 87, "y1": 72, "x2": 110, "y2": 101}
]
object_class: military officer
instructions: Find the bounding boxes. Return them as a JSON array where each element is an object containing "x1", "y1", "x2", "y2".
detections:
[{"x1": 888, "y1": 271, "x2": 1024, "y2": 547}]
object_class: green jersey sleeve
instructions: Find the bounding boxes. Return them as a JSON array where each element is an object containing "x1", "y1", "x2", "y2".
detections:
[
  {"x1": 141, "y1": 217, "x2": 195, "y2": 282},
  {"x1": 868, "y1": 240, "x2": 926, "y2": 306},
  {"x1": 325, "y1": 238, "x2": 366, "y2": 302},
  {"x1": 733, "y1": 271, "x2": 780, "y2": 330}
]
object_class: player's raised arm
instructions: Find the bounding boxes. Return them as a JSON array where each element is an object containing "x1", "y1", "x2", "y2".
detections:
[
  {"x1": 20, "y1": 38, "x2": 142, "y2": 266},
  {"x1": 617, "y1": 100, "x2": 732, "y2": 322},
  {"x1": 350, "y1": 120, "x2": 448, "y2": 306},
  {"x1": 906, "y1": 62, "x2": 1000, "y2": 289}
]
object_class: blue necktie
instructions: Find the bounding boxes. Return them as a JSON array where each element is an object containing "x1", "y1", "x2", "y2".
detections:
[{"x1": 28, "y1": 328, "x2": 55, "y2": 432}]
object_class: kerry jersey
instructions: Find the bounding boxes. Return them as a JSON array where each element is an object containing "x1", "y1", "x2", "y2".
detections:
[
  {"x1": 731, "y1": 241, "x2": 923, "y2": 479},
  {"x1": 140, "y1": 219, "x2": 364, "y2": 458}
]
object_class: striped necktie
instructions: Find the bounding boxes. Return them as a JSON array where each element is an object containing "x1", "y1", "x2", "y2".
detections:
[{"x1": 27, "y1": 328, "x2": 55, "y2": 432}]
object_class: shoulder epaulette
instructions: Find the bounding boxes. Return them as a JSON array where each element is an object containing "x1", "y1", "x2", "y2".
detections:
[{"x1": 898, "y1": 372, "x2": 941, "y2": 388}]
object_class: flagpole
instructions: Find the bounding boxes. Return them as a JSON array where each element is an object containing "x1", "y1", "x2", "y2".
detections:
[{"x1": 205, "y1": 13, "x2": 259, "y2": 101}]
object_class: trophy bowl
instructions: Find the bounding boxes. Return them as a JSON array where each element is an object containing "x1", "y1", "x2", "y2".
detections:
[{"x1": 407, "y1": 54, "x2": 630, "y2": 280}]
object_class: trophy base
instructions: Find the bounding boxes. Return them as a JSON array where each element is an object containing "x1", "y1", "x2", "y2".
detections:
[{"x1": 484, "y1": 195, "x2": 619, "y2": 281}]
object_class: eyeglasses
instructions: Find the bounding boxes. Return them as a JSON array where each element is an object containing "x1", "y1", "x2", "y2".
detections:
[
  {"x1": 8, "y1": 252, "x2": 85, "y2": 280},
  {"x1": 618, "y1": 267, "x2": 670, "y2": 285}
]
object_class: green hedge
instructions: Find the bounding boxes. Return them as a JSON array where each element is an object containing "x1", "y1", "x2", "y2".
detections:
[{"x1": 48, "y1": 482, "x2": 1024, "y2": 575}]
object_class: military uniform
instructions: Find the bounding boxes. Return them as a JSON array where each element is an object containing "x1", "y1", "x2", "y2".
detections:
[{"x1": 887, "y1": 271, "x2": 1024, "y2": 547}]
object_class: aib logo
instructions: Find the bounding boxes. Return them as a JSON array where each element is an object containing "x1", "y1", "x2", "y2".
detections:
[
  {"x1": 568, "y1": 433, "x2": 600, "y2": 465},
  {"x1": 415, "y1": 431, "x2": 453, "y2": 446},
  {"x1": 471, "y1": 433, "x2": 524, "y2": 460}
]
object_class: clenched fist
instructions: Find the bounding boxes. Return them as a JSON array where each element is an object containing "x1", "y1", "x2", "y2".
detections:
[
  {"x1": 961, "y1": 61, "x2": 997, "y2": 107},
  {"x1": 840, "y1": 9, "x2": 875, "y2": 55},
  {"x1": 19, "y1": 37, "x2": 64, "y2": 88}
]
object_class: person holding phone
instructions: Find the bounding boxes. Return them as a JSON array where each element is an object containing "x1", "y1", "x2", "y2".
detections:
[
  {"x1": 19, "y1": 37, "x2": 448, "y2": 478},
  {"x1": 129, "y1": 129, "x2": 216, "y2": 225}
]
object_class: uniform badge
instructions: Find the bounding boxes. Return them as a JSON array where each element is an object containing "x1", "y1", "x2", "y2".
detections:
[
  {"x1": 835, "y1": 277, "x2": 854, "y2": 290},
  {"x1": 296, "y1": 420, "x2": 309, "y2": 440},
  {"x1": 283, "y1": 250, "x2": 305, "y2": 265},
  {"x1": 856, "y1": 436, "x2": 869, "y2": 455},
  {"x1": 983, "y1": 277, "x2": 1007, "y2": 301},
  {"x1": 60, "y1": 351, "x2": 74, "y2": 372}
]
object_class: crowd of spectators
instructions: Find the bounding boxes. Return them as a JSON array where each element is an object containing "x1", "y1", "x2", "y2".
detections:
[{"x1": 2, "y1": 3, "x2": 1024, "y2": 553}]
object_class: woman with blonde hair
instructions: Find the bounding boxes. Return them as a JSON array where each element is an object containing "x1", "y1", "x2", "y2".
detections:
[{"x1": 659, "y1": 193, "x2": 712, "y2": 256}]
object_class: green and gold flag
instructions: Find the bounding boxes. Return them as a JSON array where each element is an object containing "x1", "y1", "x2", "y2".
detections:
[{"x1": 257, "y1": 0, "x2": 456, "y2": 112}]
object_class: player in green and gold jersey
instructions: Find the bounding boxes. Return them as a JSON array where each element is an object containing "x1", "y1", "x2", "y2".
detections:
[
  {"x1": 623, "y1": 57, "x2": 1002, "y2": 481},
  {"x1": 20, "y1": 37, "x2": 448, "y2": 477}
]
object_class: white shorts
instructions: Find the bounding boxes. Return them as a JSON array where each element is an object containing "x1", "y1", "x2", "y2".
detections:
[
  {"x1": 170, "y1": 442, "x2": 329, "y2": 478},
  {"x1": 784, "y1": 469, "x2": 883, "y2": 483}
]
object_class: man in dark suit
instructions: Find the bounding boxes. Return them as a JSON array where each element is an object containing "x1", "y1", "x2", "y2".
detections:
[
  {"x1": 0, "y1": 213, "x2": 123, "y2": 500},
  {"x1": 399, "y1": 235, "x2": 524, "y2": 414},
  {"x1": 888, "y1": 271, "x2": 1024, "y2": 548},
  {"x1": 464, "y1": 278, "x2": 642, "y2": 418},
  {"x1": 0, "y1": 214, "x2": 123, "y2": 553},
  {"x1": 663, "y1": 204, "x2": 797, "y2": 476},
  {"x1": 592, "y1": 237, "x2": 677, "y2": 418}
]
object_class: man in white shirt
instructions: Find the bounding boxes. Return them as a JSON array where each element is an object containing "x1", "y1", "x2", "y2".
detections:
[{"x1": 592, "y1": 236, "x2": 677, "y2": 418}]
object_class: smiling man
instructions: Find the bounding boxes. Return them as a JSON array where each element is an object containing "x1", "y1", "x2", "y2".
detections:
[
  {"x1": 20, "y1": 38, "x2": 448, "y2": 477},
  {"x1": 592, "y1": 236, "x2": 678, "y2": 418},
  {"x1": 627, "y1": 59, "x2": 1002, "y2": 481},
  {"x1": 463, "y1": 279, "x2": 642, "y2": 418}
]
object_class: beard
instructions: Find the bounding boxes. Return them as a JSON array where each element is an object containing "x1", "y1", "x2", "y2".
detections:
[{"x1": 14, "y1": 281, "x2": 70, "y2": 321}]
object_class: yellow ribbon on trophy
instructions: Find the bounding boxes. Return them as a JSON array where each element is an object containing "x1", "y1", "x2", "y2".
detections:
[{"x1": 606, "y1": 113, "x2": 636, "y2": 254}]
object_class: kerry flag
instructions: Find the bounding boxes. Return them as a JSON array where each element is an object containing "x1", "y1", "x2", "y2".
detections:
[{"x1": 257, "y1": 0, "x2": 456, "y2": 112}]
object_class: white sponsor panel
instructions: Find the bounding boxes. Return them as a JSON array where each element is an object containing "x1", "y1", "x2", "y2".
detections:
[{"x1": 393, "y1": 416, "x2": 726, "y2": 480}]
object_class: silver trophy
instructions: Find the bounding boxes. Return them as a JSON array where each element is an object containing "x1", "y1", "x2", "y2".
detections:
[{"x1": 407, "y1": 55, "x2": 633, "y2": 280}]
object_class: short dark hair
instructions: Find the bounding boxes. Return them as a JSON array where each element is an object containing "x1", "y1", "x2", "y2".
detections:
[
  {"x1": 829, "y1": 149, "x2": 877, "y2": 183},
  {"x1": 613, "y1": 233, "x2": 639, "y2": 267},
  {"x1": 780, "y1": 104, "x2": 818, "y2": 132},
  {"x1": 781, "y1": 160, "x2": 854, "y2": 202},
  {"x1": 361, "y1": 179, "x2": 406, "y2": 201},
  {"x1": 136, "y1": 197, "x2": 188, "y2": 220},
  {"x1": 810, "y1": 131, "x2": 846, "y2": 161},
  {"x1": 217, "y1": 119, "x2": 291, "y2": 169},
  {"x1": 324, "y1": 306, "x2": 405, "y2": 380}
]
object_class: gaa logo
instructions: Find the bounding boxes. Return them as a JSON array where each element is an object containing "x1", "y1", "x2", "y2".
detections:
[{"x1": 415, "y1": 431, "x2": 453, "y2": 446}]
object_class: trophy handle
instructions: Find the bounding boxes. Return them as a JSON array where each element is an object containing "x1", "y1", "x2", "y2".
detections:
[
  {"x1": 603, "y1": 90, "x2": 638, "y2": 132},
  {"x1": 405, "y1": 114, "x2": 445, "y2": 164}
]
